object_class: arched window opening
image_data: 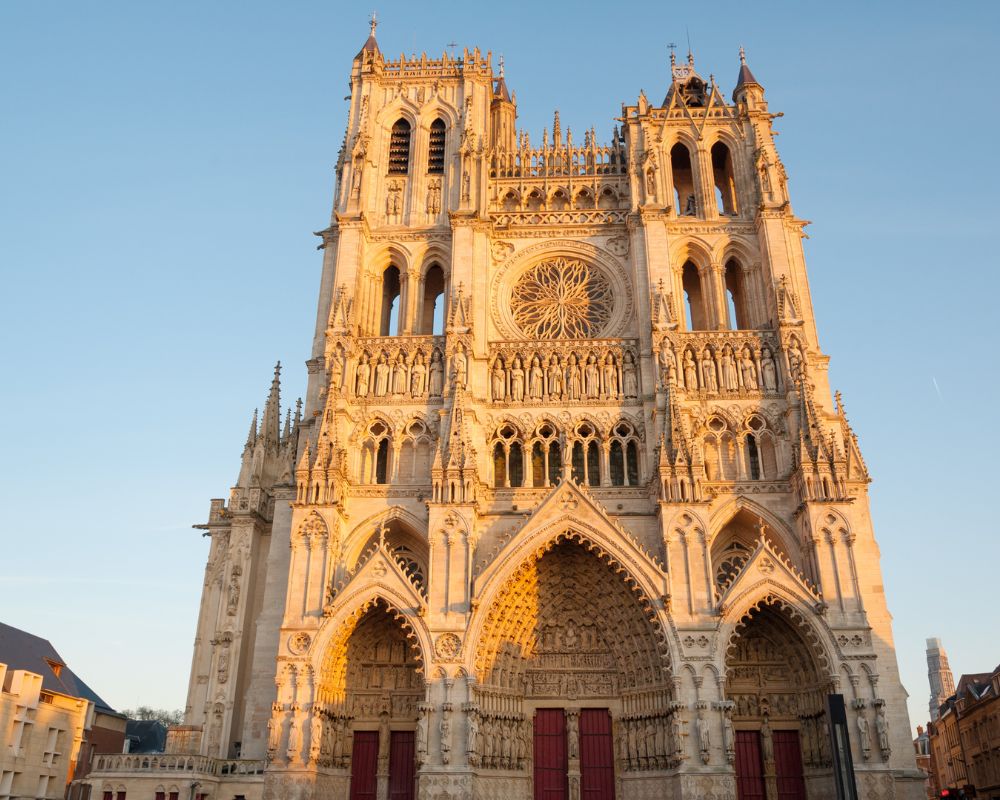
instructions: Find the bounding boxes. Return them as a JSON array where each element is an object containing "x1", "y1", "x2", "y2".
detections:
[
  {"x1": 547, "y1": 441, "x2": 562, "y2": 485},
  {"x1": 586, "y1": 441, "x2": 600, "y2": 487},
  {"x1": 526, "y1": 190, "x2": 544, "y2": 211},
  {"x1": 379, "y1": 265, "x2": 401, "y2": 336},
  {"x1": 420, "y1": 263, "x2": 446, "y2": 335},
  {"x1": 714, "y1": 541, "x2": 752, "y2": 592},
  {"x1": 375, "y1": 439, "x2": 389, "y2": 484},
  {"x1": 531, "y1": 442, "x2": 546, "y2": 487},
  {"x1": 388, "y1": 119, "x2": 412, "y2": 175},
  {"x1": 609, "y1": 440, "x2": 625, "y2": 486},
  {"x1": 508, "y1": 441, "x2": 524, "y2": 488},
  {"x1": 597, "y1": 187, "x2": 617, "y2": 209},
  {"x1": 759, "y1": 435, "x2": 778, "y2": 478},
  {"x1": 746, "y1": 436, "x2": 761, "y2": 480},
  {"x1": 682, "y1": 261, "x2": 708, "y2": 330},
  {"x1": 571, "y1": 441, "x2": 585, "y2": 484},
  {"x1": 493, "y1": 442, "x2": 506, "y2": 488},
  {"x1": 724, "y1": 259, "x2": 750, "y2": 330},
  {"x1": 711, "y1": 141, "x2": 738, "y2": 215},
  {"x1": 671, "y1": 143, "x2": 696, "y2": 216},
  {"x1": 427, "y1": 118, "x2": 446, "y2": 174},
  {"x1": 626, "y1": 440, "x2": 639, "y2": 486},
  {"x1": 502, "y1": 191, "x2": 519, "y2": 211},
  {"x1": 550, "y1": 189, "x2": 569, "y2": 210}
]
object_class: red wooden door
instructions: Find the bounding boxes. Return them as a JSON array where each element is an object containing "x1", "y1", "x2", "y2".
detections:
[
  {"x1": 579, "y1": 709, "x2": 615, "y2": 800},
  {"x1": 534, "y1": 709, "x2": 568, "y2": 800},
  {"x1": 349, "y1": 731, "x2": 379, "y2": 800},
  {"x1": 388, "y1": 730, "x2": 415, "y2": 800},
  {"x1": 773, "y1": 730, "x2": 807, "y2": 800},
  {"x1": 734, "y1": 731, "x2": 766, "y2": 800}
]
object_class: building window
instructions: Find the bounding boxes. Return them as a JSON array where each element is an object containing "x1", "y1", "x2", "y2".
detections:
[
  {"x1": 671, "y1": 143, "x2": 696, "y2": 215},
  {"x1": 711, "y1": 141, "x2": 738, "y2": 215},
  {"x1": 682, "y1": 261, "x2": 708, "y2": 330},
  {"x1": 388, "y1": 119, "x2": 411, "y2": 175},
  {"x1": 379, "y1": 265, "x2": 401, "y2": 336},
  {"x1": 428, "y1": 118, "x2": 446, "y2": 173}
]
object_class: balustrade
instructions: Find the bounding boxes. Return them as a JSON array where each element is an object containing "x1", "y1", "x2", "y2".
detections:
[{"x1": 89, "y1": 753, "x2": 265, "y2": 775}]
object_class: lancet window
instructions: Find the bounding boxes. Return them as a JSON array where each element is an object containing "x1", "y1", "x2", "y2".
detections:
[
  {"x1": 388, "y1": 119, "x2": 412, "y2": 175},
  {"x1": 396, "y1": 420, "x2": 433, "y2": 485},
  {"x1": 711, "y1": 141, "x2": 739, "y2": 215},
  {"x1": 682, "y1": 261, "x2": 708, "y2": 330},
  {"x1": 608, "y1": 421, "x2": 641, "y2": 486},
  {"x1": 529, "y1": 422, "x2": 562, "y2": 487},
  {"x1": 671, "y1": 143, "x2": 696, "y2": 216},
  {"x1": 570, "y1": 422, "x2": 601, "y2": 487},
  {"x1": 427, "y1": 118, "x2": 446, "y2": 174},
  {"x1": 703, "y1": 415, "x2": 780, "y2": 482},
  {"x1": 379, "y1": 265, "x2": 401, "y2": 336},
  {"x1": 724, "y1": 259, "x2": 751, "y2": 330},
  {"x1": 419, "y1": 263, "x2": 446, "y2": 336},
  {"x1": 492, "y1": 424, "x2": 524, "y2": 488},
  {"x1": 745, "y1": 415, "x2": 779, "y2": 480},
  {"x1": 360, "y1": 420, "x2": 392, "y2": 485}
]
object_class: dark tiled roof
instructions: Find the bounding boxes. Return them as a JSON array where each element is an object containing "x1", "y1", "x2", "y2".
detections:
[
  {"x1": 494, "y1": 77, "x2": 511, "y2": 103},
  {"x1": 125, "y1": 719, "x2": 168, "y2": 754},
  {"x1": 0, "y1": 622, "x2": 117, "y2": 714},
  {"x1": 357, "y1": 34, "x2": 380, "y2": 58},
  {"x1": 735, "y1": 63, "x2": 759, "y2": 88}
]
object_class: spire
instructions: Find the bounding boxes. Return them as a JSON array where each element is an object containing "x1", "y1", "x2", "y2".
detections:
[
  {"x1": 260, "y1": 361, "x2": 282, "y2": 445},
  {"x1": 493, "y1": 54, "x2": 512, "y2": 103},
  {"x1": 357, "y1": 11, "x2": 381, "y2": 59},
  {"x1": 733, "y1": 45, "x2": 762, "y2": 101},
  {"x1": 552, "y1": 111, "x2": 561, "y2": 145},
  {"x1": 244, "y1": 408, "x2": 258, "y2": 450}
]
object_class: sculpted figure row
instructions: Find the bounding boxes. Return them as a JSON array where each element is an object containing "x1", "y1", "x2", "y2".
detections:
[
  {"x1": 355, "y1": 349, "x2": 446, "y2": 399},
  {"x1": 659, "y1": 342, "x2": 781, "y2": 394},
  {"x1": 491, "y1": 350, "x2": 639, "y2": 403}
]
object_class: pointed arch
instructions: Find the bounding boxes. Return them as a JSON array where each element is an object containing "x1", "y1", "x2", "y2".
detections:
[
  {"x1": 708, "y1": 496, "x2": 800, "y2": 559},
  {"x1": 342, "y1": 505, "x2": 428, "y2": 569}
]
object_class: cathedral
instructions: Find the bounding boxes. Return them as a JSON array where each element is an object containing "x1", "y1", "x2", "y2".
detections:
[{"x1": 88, "y1": 22, "x2": 924, "y2": 800}]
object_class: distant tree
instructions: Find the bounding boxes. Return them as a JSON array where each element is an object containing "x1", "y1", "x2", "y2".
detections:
[{"x1": 121, "y1": 706, "x2": 183, "y2": 726}]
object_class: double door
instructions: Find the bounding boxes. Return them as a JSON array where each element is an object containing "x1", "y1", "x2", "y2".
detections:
[
  {"x1": 349, "y1": 730, "x2": 415, "y2": 800},
  {"x1": 534, "y1": 709, "x2": 615, "y2": 800},
  {"x1": 734, "y1": 729, "x2": 806, "y2": 800}
]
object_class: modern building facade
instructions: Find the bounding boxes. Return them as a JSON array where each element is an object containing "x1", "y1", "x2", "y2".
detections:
[{"x1": 88, "y1": 24, "x2": 924, "y2": 800}]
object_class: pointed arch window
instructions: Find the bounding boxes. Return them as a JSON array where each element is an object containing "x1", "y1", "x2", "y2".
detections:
[
  {"x1": 420, "y1": 263, "x2": 446, "y2": 335},
  {"x1": 427, "y1": 118, "x2": 446, "y2": 174},
  {"x1": 682, "y1": 261, "x2": 708, "y2": 330},
  {"x1": 724, "y1": 259, "x2": 751, "y2": 330},
  {"x1": 388, "y1": 119, "x2": 412, "y2": 175},
  {"x1": 711, "y1": 141, "x2": 738, "y2": 215},
  {"x1": 670, "y1": 143, "x2": 696, "y2": 216},
  {"x1": 380, "y1": 265, "x2": 401, "y2": 336}
]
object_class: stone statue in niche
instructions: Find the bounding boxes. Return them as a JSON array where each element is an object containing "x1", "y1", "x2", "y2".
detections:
[
  {"x1": 721, "y1": 347, "x2": 738, "y2": 390},
  {"x1": 216, "y1": 644, "x2": 230, "y2": 684},
  {"x1": 355, "y1": 353, "x2": 371, "y2": 397},
  {"x1": 411, "y1": 354, "x2": 426, "y2": 396},
  {"x1": 266, "y1": 712, "x2": 281, "y2": 756},
  {"x1": 392, "y1": 353, "x2": 408, "y2": 395},
  {"x1": 286, "y1": 716, "x2": 300, "y2": 761},
  {"x1": 646, "y1": 169, "x2": 656, "y2": 200},
  {"x1": 309, "y1": 713, "x2": 323, "y2": 762},
  {"x1": 529, "y1": 357, "x2": 544, "y2": 399},
  {"x1": 386, "y1": 181, "x2": 402, "y2": 217},
  {"x1": 567, "y1": 355, "x2": 582, "y2": 400},
  {"x1": 510, "y1": 357, "x2": 525, "y2": 401},
  {"x1": 602, "y1": 353, "x2": 619, "y2": 398},
  {"x1": 428, "y1": 350, "x2": 444, "y2": 397},
  {"x1": 330, "y1": 346, "x2": 345, "y2": 393},
  {"x1": 684, "y1": 194, "x2": 697, "y2": 216},
  {"x1": 226, "y1": 566, "x2": 241, "y2": 615},
  {"x1": 415, "y1": 706, "x2": 428, "y2": 764},
  {"x1": 374, "y1": 353, "x2": 390, "y2": 397},
  {"x1": 857, "y1": 708, "x2": 871, "y2": 760},
  {"x1": 700, "y1": 350, "x2": 718, "y2": 391},
  {"x1": 741, "y1": 348, "x2": 759, "y2": 390},
  {"x1": 426, "y1": 178, "x2": 442, "y2": 215},
  {"x1": 466, "y1": 709, "x2": 479, "y2": 765},
  {"x1": 684, "y1": 350, "x2": 698, "y2": 389},
  {"x1": 440, "y1": 708, "x2": 452, "y2": 764},
  {"x1": 696, "y1": 707, "x2": 711, "y2": 763},
  {"x1": 670, "y1": 710, "x2": 684, "y2": 757},
  {"x1": 761, "y1": 347, "x2": 778, "y2": 391},
  {"x1": 723, "y1": 707, "x2": 735, "y2": 762},
  {"x1": 547, "y1": 355, "x2": 563, "y2": 398},
  {"x1": 876, "y1": 704, "x2": 891, "y2": 758},
  {"x1": 760, "y1": 715, "x2": 774, "y2": 764},
  {"x1": 452, "y1": 346, "x2": 467, "y2": 389},
  {"x1": 568, "y1": 717, "x2": 579, "y2": 759},
  {"x1": 491, "y1": 359, "x2": 506, "y2": 401},
  {"x1": 623, "y1": 352, "x2": 638, "y2": 398},
  {"x1": 585, "y1": 354, "x2": 600, "y2": 398}
]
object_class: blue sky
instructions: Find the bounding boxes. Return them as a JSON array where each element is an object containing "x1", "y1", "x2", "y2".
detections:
[{"x1": 2, "y1": 1, "x2": 997, "y2": 733}]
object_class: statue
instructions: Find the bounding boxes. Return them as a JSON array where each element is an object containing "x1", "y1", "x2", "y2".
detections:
[
  {"x1": 623, "y1": 352, "x2": 638, "y2": 398},
  {"x1": 466, "y1": 709, "x2": 479, "y2": 765},
  {"x1": 760, "y1": 716, "x2": 774, "y2": 764},
  {"x1": 440, "y1": 711, "x2": 452, "y2": 764},
  {"x1": 491, "y1": 359, "x2": 506, "y2": 401},
  {"x1": 585, "y1": 354, "x2": 600, "y2": 398},
  {"x1": 330, "y1": 346, "x2": 344, "y2": 392},
  {"x1": 684, "y1": 194, "x2": 697, "y2": 216},
  {"x1": 428, "y1": 350, "x2": 444, "y2": 396},
  {"x1": 723, "y1": 708, "x2": 735, "y2": 762},
  {"x1": 266, "y1": 712, "x2": 281, "y2": 756},
  {"x1": 286, "y1": 716, "x2": 300, "y2": 761},
  {"x1": 683, "y1": 350, "x2": 698, "y2": 389},
  {"x1": 415, "y1": 707, "x2": 428, "y2": 764},
  {"x1": 461, "y1": 169, "x2": 471, "y2": 201},
  {"x1": 310, "y1": 713, "x2": 323, "y2": 762},
  {"x1": 452, "y1": 346, "x2": 467, "y2": 389},
  {"x1": 696, "y1": 707, "x2": 711, "y2": 763},
  {"x1": 567, "y1": 354, "x2": 582, "y2": 400},
  {"x1": 741, "y1": 348, "x2": 759, "y2": 389},
  {"x1": 355, "y1": 354, "x2": 371, "y2": 397},
  {"x1": 720, "y1": 347, "x2": 739, "y2": 390},
  {"x1": 876, "y1": 704, "x2": 891, "y2": 757},
  {"x1": 410, "y1": 354, "x2": 426, "y2": 396},
  {"x1": 547, "y1": 355, "x2": 563, "y2": 398},
  {"x1": 216, "y1": 645, "x2": 229, "y2": 684},
  {"x1": 700, "y1": 350, "x2": 718, "y2": 391},
  {"x1": 226, "y1": 567, "x2": 241, "y2": 615},
  {"x1": 646, "y1": 169, "x2": 656, "y2": 199},
  {"x1": 761, "y1": 348, "x2": 778, "y2": 391},
  {"x1": 374, "y1": 353, "x2": 390, "y2": 396},
  {"x1": 568, "y1": 718, "x2": 579, "y2": 759},
  {"x1": 857, "y1": 709, "x2": 871, "y2": 760},
  {"x1": 670, "y1": 710, "x2": 683, "y2": 756},
  {"x1": 529, "y1": 357, "x2": 544, "y2": 400},
  {"x1": 510, "y1": 357, "x2": 525, "y2": 401},
  {"x1": 391, "y1": 353, "x2": 408, "y2": 395},
  {"x1": 602, "y1": 353, "x2": 619, "y2": 398},
  {"x1": 426, "y1": 178, "x2": 441, "y2": 215}
]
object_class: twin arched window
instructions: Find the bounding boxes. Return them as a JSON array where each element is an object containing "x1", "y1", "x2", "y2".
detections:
[
  {"x1": 669, "y1": 140, "x2": 740, "y2": 217},
  {"x1": 387, "y1": 117, "x2": 447, "y2": 176},
  {"x1": 681, "y1": 257, "x2": 752, "y2": 331}
]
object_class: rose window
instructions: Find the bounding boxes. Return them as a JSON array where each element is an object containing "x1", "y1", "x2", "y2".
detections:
[{"x1": 510, "y1": 258, "x2": 614, "y2": 339}]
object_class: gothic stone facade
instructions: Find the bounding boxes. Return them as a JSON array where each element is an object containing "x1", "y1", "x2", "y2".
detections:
[{"x1": 88, "y1": 28, "x2": 924, "y2": 800}]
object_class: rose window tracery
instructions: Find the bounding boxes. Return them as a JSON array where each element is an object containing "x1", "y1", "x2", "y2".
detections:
[{"x1": 511, "y1": 258, "x2": 613, "y2": 339}]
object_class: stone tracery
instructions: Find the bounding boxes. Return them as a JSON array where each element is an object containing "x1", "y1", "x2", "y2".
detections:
[{"x1": 510, "y1": 257, "x2": 614, "y2": 339}]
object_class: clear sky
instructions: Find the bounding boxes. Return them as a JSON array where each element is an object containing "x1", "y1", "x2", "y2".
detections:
[{"x1": 2, "y1": 0, "x2": 997, "y2": 734}]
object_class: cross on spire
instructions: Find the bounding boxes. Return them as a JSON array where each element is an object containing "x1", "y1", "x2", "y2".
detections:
[
  {"x1": 369, "y1": 10, "x2": 377, "y2": 36},
  {"x1": 499, "y1": 53, "x2": 505, "y2": 78}
]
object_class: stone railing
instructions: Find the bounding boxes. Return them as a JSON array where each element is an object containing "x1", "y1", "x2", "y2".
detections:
[
  {"x1": 490, "y1": 143, "x2": 626, "y2": 179},
  {"x1": 490, "y1": 209, "x2": 629, "y2": 227},
  {"x1": 90, "y1": 753, "x2": 266, "y2": 776}
]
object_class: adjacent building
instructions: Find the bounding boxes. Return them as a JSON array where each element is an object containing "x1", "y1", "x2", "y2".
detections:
[
  {"x1": 86, "y1": 22, "x2": 924, "y2": 800},
  {"x1": 0, "y1": 623, "x2": 125, "y2": 800}
]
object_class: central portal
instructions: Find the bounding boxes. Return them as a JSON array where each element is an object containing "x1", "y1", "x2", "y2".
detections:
[{"x1": 474, "y1": 539, "x2": 672, "y2": 796}]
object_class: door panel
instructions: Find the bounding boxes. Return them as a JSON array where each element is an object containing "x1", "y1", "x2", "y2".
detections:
[
  {"x1": 773, "y1": 730, "x2": 807, "y2": 800},
  {"x1": 734, "y1": 730, "x2": 766, "y2": 800},
  {"x1": 579, "y1": 709, "x2": 615, "y2": 800},
  {"x1": 389, "y1": 730, "x2": 415, "y2": 800},
  {"x1": 534, "y1": 709, "x2": 568, "y2": 800},
  {"x1": 349, "y1": 731, "x2": 379, "y2": 800}
]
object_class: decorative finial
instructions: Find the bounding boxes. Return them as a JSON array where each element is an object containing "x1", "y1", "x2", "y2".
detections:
[
  {"x1": 498, "y1": 54, "x2": 505, "y2": 78},
  {"x1": 369, "y1": 10, "x2": 377, "y2": 36},
  {"x1": 668, "y1": 42, "x2": 677, "y2": 68},
  {"x1": 739, "y1": 45, "x2": 747, "y2": 65},
  {"x1": 756, "y1": 517, "x2": 768, "y2": 541}
]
